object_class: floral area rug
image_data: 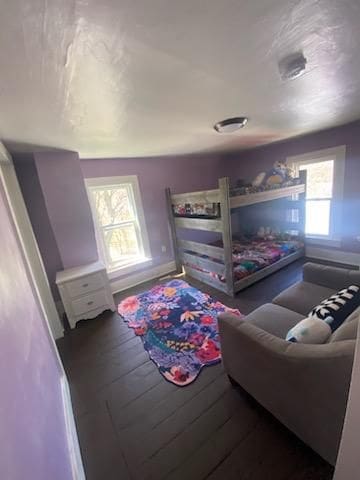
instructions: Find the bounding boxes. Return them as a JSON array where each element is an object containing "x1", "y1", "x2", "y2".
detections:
[{"x1": 118, "y1": 279, "x2": 241, "y2": 386}]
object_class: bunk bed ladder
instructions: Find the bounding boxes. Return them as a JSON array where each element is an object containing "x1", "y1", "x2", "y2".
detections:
[
  {"x1": 219, "y1": 177, "x2": 235, "y2": 297},
  {"x1": 165, "y1": 187, "x2": 182, "y2": 273}
]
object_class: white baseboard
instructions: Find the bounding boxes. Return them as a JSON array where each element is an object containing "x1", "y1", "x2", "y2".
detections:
[
  {"x1": 60, "y1": 376, "x2": 86, "y2": 480},
  {"x1": 111, "y1": 261, "x2": 177, "y2": 294},
  {"x1": 306, "y1": 246, "x2": 360, "y2": 267}
]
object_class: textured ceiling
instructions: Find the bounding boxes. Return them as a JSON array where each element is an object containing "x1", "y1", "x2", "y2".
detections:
[{"x1": 1, "y1": 0, "x2": 360, "y2": 158}]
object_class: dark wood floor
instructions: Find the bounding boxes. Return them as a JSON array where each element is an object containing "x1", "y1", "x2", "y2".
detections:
[{"x1": 57, "y1": 258, "x2": 334, "y2": 480}]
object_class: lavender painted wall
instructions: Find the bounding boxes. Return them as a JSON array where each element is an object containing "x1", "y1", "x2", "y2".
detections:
[
  {"x1": 81, "y1": 153, "x2": 227, "y2": 279},
  {"x1": 223, "y1": 120, "x2": 360, "y2": 252},
  {"x1": 34, "y1": 151, "x2": 98, "y2": 269},
  {"x1": 13, "y1": 120, "x2": 360, "y2": 297},
  {"x1": 14, "y1": 154, "x2": 63, "y2": 301},
  {"x1": 0, "y1": 181, "x2": 73, "y2": 480}
]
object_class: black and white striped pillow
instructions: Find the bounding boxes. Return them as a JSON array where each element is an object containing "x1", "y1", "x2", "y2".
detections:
[{"x1": 310, "y1": 285, "x2": 360, "y2": 332}]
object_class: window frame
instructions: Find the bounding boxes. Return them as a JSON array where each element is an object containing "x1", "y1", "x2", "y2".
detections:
[
  {"x1": 85, "y1": 175, "x2": 152, "y2": 276},
  {"x1": 287, "y1": 145, "x2": 346, "y2": 246}
]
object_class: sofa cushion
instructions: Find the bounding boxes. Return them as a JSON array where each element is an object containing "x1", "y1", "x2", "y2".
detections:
[
  {"x1": 244, "y1": 303, "x2": 304, "y2": 338},
  {"x1": 330, "y1": 318, "x2": 359, "y2": 342},
  {"x1": 309, "y1": 285, "x2": 360, "y2": 332},
  {"x1": 303, "y1": 262, "x2": 360, "y2": 290},
  {"x1": 272, "y1": 281, "x2": 336, "y2": 316},
  {"x1": 329, "y1": 307, "x2": 360, "y2": 342}
]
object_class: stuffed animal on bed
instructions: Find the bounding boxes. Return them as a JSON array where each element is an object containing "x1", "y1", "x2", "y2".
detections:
[
  {"x1": 257, "y1": 226, "x2": 274, "y2": 239},
  {"x1": 257, "y1": 226, "x2": 282, "y2": 240},
  {"x1": 252, "y1": 161, "x2": 295, "y2": 188}
]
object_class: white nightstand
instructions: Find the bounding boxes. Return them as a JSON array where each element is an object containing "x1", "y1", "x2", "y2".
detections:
[{"x1": 56, "y1": 261, "x2": 116, "y2": 329}]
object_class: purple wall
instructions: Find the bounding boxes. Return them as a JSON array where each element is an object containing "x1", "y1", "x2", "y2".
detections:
[
  {"x1": 0, "y1": 181, "x2": 73, "y2": 480},
  {"x1": 12, "y1": 120, "x2": 360, "y2": 299},
  {"x1": 81, "y1": 153, "x2": 227, "y2": 279},
  {"x1": 14, "y1": 154, "x2": 63, "y2": 301},
  {"x1": 223, "y1": 120, "x2": 360, "y2": 252},
  {"x1": 34, "y1": 151, "x2": 98, "y2": 269}
]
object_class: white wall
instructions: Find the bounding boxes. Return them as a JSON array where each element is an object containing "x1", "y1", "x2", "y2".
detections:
[{"x1": 334, "y1": 326, "x2": 360, "y2": 479}]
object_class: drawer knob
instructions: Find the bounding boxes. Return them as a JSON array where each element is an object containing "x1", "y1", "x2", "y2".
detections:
[
  {"x1": 82, "y1": 283, "x2": 89, "y2": 288},
  {"x1": 87, "y1": 301, "x2": 94, "y2": 306}
]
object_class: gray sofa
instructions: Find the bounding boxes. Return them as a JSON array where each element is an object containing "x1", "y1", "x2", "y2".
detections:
[{"x1": 218, "y1": 262, "x2": 360, "y2": 465}]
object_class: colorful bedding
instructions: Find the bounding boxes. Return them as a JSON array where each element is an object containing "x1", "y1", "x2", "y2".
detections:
[{"x1": 184, "y1": 237, "x2": 304, "y2": 283}]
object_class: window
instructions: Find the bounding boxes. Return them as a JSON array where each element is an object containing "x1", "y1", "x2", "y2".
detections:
[
  {"x1": 86, "y1": 176, "x2": 151, "y2": 273},
  {"x1": 300, "y1": 160, "x2": 334, "y2": 236},
  {"x1": 288, "y1": 146, "x2": 346, "y2": 245}
]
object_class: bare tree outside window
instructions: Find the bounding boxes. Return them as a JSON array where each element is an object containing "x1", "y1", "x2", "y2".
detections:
[{"x1": 87, "y1": 178, "x2": 150, "y2": 271}]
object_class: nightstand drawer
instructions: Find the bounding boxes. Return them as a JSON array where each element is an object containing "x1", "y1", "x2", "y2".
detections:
[
  {"x1": 71, "y1": 290, "x2": 108, "y2": 316},
  {"x1": 66, "y1": 273, "x2": 104, "y2": 298}
]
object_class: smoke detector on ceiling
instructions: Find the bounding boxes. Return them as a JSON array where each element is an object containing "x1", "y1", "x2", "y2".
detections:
[
  {"x1": 214, "y1": 117, "x2": 248, "y2": 133},
  {"x1": 278, "y1": 52, "x2": 307, "y2": 81}
]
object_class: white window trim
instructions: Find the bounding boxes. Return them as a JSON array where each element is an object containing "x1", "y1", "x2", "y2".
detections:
[
  {"x1": 287, "y1": 145, "x2": 346, "y2": 246},
  {"x1": 85, "y1": 175, "x2": 152, "y2": 276}
]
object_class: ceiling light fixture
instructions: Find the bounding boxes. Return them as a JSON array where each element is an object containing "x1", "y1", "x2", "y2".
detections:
[
  {"x1": 214, "y1": 116, "x2": 248, "y2": 133},
  {"x1": 278, "y1": 51, "x2": 307, "y2": 81}
]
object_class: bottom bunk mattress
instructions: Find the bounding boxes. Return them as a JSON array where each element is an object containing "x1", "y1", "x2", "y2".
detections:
[{"x1": 184, "y1": 237, "x2": 304, "y2": 283}]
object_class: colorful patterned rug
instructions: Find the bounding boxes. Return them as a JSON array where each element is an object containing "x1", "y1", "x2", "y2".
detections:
[{"x1": 118, "y1": 279, "x2": 241, "y2": 386}]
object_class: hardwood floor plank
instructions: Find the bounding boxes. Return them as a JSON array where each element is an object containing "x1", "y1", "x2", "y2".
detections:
[
  {"x1": 285, "y1": 461, "x2": 334, "y2": 480},
  {"x1": 117, "y1": 363, "x2": 224, "y2": 446},
  {"x1": 166, "y1": 391, "x2": 260, "y2": 480},
  {"x1": 75, "y1": 404, "x2": 131, "y2": 480},
  {"x1": 101, "y1": 335, "x2": 142, "y2": 361},
  {"x1": 69, "y1": 349, "x2": 151, "y2": 398},
  {"x1": 62, "y1": 335, "x2": 142, "y2": 378},
  {"x1": 206, "y1": 415, "x2": 331, "y2": 480},
  {"x1": 143, "y1": 387, "x2": 259, "y2": 480},
  {"x1": 58, "y1": 327, "x2": 136, "y2": 372},
  {"x1": 71, "y1": 357, "x2": 158, "y2": 417},
  {"x1": 100, "y1": 360, "x2": 163, "y2": 410},
  {"x1": 109, "y1": 375, "x2": 176, "y2": 431},
  {"x1": 126, "y1": 373, "x2": 231, "y2": 471}
]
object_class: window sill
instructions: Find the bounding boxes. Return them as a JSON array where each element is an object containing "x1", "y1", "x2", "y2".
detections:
[
  {"x1": 306, "y1": 236, "x2": 341, "y2": 248},
  {"x1": 107, "y1": 257, "x2": 153, "y2": 279}
]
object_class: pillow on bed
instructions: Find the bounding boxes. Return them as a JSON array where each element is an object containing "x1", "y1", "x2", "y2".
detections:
[{"x1": 286, "y1": 316, "x2": 332, "y2": 344}]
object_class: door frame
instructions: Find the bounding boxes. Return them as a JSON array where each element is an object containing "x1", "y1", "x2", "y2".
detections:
[
  {"x1": 0, "y1": 143, "x2": 64, "y2": 339},
  {"x1": 0, "y1": 143, "x2": 85, "y2": 479}
]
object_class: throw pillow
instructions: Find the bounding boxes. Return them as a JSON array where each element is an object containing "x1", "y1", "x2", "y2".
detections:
[
  {"x1": 309, "y1": 285, "x2": 360, "y2": 332},
  {"x1": 286, "y1": 316, "x2": 332, "y2": 344}
]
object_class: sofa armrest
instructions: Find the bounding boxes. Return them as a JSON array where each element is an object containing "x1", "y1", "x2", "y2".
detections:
[
  {"x1": 303, "y1": 262, "x2": 360, "y2": 290},
  {"x1": 218, "y1": 312, "x2": 355, "y2": 464},
  {"x1": 218, "y1": 312, "x2": 355, "y2": 363}
]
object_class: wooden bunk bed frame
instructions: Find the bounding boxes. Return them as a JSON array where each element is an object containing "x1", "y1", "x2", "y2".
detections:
[{"x1": 166, "y1": 172, "x2": 306, "y2": 297}]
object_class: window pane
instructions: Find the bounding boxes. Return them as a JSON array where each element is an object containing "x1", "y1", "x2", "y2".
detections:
[
  {"x1": 300, "y1": 160, "x2": 334, "y2": 199},
  {"x1": 93, "y1": 187, "x2": 134, "y2": 226},
  {"x1": 305, "y1": 200, "x2": 331, "y2": 236},
  {"x1": 104, "y1": 225, "x2": 140, "y2": 263}
]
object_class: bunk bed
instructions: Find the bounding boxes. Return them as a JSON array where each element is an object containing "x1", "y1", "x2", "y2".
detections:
[{"x1": 166, "y1": 172, "x2": 306, "y2": 297}]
